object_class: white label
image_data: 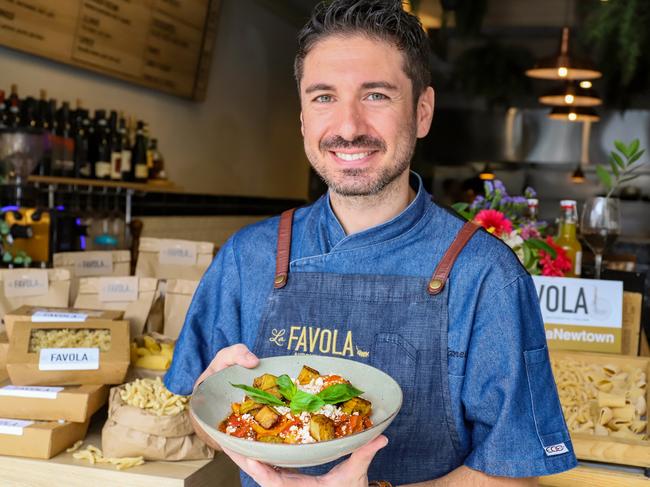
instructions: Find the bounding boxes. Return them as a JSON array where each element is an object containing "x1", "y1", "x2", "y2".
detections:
[
  {"x1": 110, "y1": 152, "x2": 122, "y2": 179},
  {"x1": 74, "y1": 252, "x2": 114, "y2": 277},
  {"x1": 532, "y1": 276, "x2": 623, "y2": 329},
  {"x1": 544, "y1": 442, "x2": 569, "y2": 456},
  {"x1": 0, "y1": 419, "x2": 33, "y2": 436},
  {"x1": 574, "y1": 251, "x2": 582, "y2": 277},
  {"x1": 32, "y1": 311, "x2": 88, "y2": 322},
  {"x1": 135, "y1": 164, "x2": 148, "y2": 179},
  {"x1": 159, "y1": 241, "x2": 197, "y2": 266},
  {"x1": 95, "y1": 161, "x2": 111, "y2": 178},
  {"x1": 98, "y1": 276, "x2": 139, "y2": 302},
  {"x1": 0, "y1": 385, "x2": 64, "y2": 399},
  {"x1": 121, "y1": 150, "x2": 132, "y2": 172},
  {"x1": 3, "y1": 269, "x2": 49, "y2": 297},
  {"x1": 39, "y1": 348, "x2": 100, "y2": 371}
]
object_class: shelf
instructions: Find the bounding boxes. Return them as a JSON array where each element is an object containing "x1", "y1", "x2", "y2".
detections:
[{"x1": 27, "y1": 176, "x2": 184, "y2": 194}]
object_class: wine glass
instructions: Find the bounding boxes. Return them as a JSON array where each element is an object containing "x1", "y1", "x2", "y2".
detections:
[{"x1": 580, "y1": 197, "x2": 621, "y2": 279}]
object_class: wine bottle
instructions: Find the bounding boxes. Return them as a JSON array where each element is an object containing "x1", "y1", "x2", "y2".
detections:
[
  {"x1": 55, "y1": 102, "x2": 75, "y2": 177},
  {"x1": 109, "y1": 110, "x2": 122, "y2": 181},
  {"x1": 0, "y1": 90, "x2": 6, "y2": 128},
  {"x1": 131, "y1": 120, "x2": 148, "y2": 183},
  {"x1": 121, "y1": 115, "x2": 134, "y2": 182}
]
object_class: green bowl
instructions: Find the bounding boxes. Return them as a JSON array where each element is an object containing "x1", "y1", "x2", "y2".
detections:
[{"x1": 190, "y1": 355, "x2": 402, "y2": 467}]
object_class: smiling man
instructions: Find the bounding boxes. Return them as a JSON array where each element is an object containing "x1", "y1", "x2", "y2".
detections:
[{"x1": 165, "y1": 1, "x2": 577, "y2": 486}]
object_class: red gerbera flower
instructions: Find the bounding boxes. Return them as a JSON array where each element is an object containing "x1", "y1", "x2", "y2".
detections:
[
  {"x1": 473, "y1": 209, "x2": 513, "y2": 237},
  {"x1": 539, "y1": 237, "x2": 572, "y2": 277}
]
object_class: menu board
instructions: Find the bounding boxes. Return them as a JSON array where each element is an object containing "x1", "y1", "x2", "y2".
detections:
[{"x1": 0, "y1": 0, "x2": 220, "y2": 100}]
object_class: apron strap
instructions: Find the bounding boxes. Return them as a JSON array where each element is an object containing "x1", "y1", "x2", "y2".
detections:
[
  {"x1": 274, "y1": 208, "x2": 296, "y2": 289},
  {"x1": 427, "y1": 221, "x2": 480, "y2": 295}
]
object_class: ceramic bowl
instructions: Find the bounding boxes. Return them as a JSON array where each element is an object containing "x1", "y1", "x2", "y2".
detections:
[{"x1": 190, "y1": 355, "x2": 402, "y2": 467}]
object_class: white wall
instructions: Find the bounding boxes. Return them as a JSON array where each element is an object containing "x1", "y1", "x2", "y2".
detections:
[{"x1": 0, "y1": 0, "x2": 310, "y2": 200}]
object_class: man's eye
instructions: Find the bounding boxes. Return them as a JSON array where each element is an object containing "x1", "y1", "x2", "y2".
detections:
[
  {"x1": 367, "y1": 93, "x2": 388, "y2": 101},
  {"x1": 314, "y1": 95, "x2": 333, "y2": 103}
]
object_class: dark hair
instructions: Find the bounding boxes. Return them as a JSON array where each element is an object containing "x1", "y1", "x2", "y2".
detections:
[{"x1": 295, "y1": 0, "x2": 432, "y2": 103}]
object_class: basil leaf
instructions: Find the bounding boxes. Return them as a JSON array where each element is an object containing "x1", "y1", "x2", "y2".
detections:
[
  {"x1": 290, "y1": 390, "x2": 325, "y2": 413},
  {"x1": 230, "y1": 383, "x2": 285, "y2": 407},
  {"x1": 317, "y1": 383, "x2": 363, "y2": 404},
  {"x1": 276, "y1": 374, "x2": 297, "y2": 401}
]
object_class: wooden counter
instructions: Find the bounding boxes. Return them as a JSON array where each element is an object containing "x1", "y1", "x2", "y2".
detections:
[
  {"x1": 0, "y1": 416, "x2": 241, "y2": 487},
  {"x1": 540, "y1": 462, "x2": 650, "y2": 487}
]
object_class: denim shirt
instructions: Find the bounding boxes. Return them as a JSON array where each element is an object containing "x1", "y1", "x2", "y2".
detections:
[{"x1": 166, "y1": 173, "x2": 577, "y2": 478}]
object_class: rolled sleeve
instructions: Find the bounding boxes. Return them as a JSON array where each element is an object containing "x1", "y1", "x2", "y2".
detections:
[
  {"x1": 462, "y1": 274, "x2": 577, "y2": 477},
  {"x1": 164, "y1": 239, "x2": 242, "y2": 396}
]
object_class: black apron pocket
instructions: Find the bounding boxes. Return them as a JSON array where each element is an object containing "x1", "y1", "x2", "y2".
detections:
[{"x1": 370, "y1": 332, "x2": 417, "y2": 416}]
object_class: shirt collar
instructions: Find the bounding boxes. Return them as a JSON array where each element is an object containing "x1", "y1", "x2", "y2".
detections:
[{"x1": 321, "y1": 172, "x2": 430, "y2": 251}]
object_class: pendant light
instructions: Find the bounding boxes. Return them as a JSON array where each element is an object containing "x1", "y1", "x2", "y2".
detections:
[
  {"x1": 539, "y1": 81, "x2": 602, "y2": 107},
  {"x1": 478, "y1": 163, "x2": 495, "y2": 181},
  {"x1": 526, "y1": 27, "x2": 602, "y2": 80},
  {"x1": 570, "y1": 164, "x2": 585, "y2": 183},
  {"x1": 548, "y1": 106, "x2": 600, "y2": 122}
]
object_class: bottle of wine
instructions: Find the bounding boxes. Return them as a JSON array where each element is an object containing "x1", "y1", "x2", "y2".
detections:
[
  {"x1": 36, "y1": 90, "x2": 53, "y2": 176},
  {"x1": 121, "y1": 116, "x2": 134, "y2": 182},
  {"x1": 109, "y1": 110, "x2": 122, "y2": 181},
  {"x1": 7, "y1": 84, "x2": 20, "y2": 128},
  {"x1": 94, "y1": 110, "x2": 111, "y2": 180},
  {"x1": 0, "y1": 90, "x2": 6, "y2": 128},
  {"x1": 20, "y1": 96, "x2": 37, "y2": 129},
  {"x1": 55, "y1": 102, "x2": 75, "y2": 177},
  {"x1": 73, "y1": 107, "x2": 91, "y2": 179},
  {"x1": 131, "y1": 120, "x2": 148, "y2": 183},
  {"x1": 148, "y1": 138, "x2": 166, "y2": 180}
]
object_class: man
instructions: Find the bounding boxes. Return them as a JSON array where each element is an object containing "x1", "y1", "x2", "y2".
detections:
[{"x1": 165, "y1": 1, "x2": 577, "y2": 486}]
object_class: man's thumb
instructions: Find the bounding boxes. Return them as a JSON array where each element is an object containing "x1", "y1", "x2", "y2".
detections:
[{"x1": 349, "y1": 435, "x2": 389, "y2": 471}]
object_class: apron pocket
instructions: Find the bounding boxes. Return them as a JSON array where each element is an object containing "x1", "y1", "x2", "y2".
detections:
[
  {"x1": 524, "y1": 345, "x2": 572, "y2": 454},
  {"x1": 370, "y1": 332, "x2": 417, "y2": 416}
]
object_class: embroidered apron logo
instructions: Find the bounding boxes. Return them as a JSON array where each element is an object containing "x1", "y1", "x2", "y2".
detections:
[
  {"x1": 269, "y1": 328, "x2": 286, "y2": 346},
  {"x1": 270, "y1": 326, "x2": 360, "y2": 357}
]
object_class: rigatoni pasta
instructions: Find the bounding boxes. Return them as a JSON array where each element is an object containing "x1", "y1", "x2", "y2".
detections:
[{"x1": 551, "y1": 357, "x2": 647, "y2": 440}]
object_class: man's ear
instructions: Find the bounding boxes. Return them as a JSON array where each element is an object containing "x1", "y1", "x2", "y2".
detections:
[
  {"x1": 416, "y1": 87, "x2": 435, "y2": 139},
  {"x1": 300, "y1": 112, "x2": 305, "y2": 136}
]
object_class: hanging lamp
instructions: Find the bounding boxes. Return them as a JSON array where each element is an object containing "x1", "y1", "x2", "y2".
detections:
[
  {"x1": 548, "y1": 106, "x2": 600, "y2": 122},
  {"x1": 570, "y1": 164, "x2": 586, "y2": 183},
  {"x1": 539, "y1": 81, "x2": 602, "y2": 107},
  {"x1": 478, "y1": 163, "x2": 495, "y2": 181},
  {"x1": 526, "y1": 27, "x2": 602, "y2": 80}
]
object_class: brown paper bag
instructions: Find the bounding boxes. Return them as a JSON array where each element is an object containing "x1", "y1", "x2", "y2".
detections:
[
  {"x1": 0, "y1": 269, "x2": 70, "y2": 320},
  {"x1": 135, "y1": 238, "x2": 213, "y2": 280},
  {"x1": 164, "y1": 279, "x2": 199, "y2": 339},
  {"x1": 102, "y1": 386, "x2": 213, "y2": 461},
  {"x1": 53, "y1": 251, "x2": 131, "y2": 306},
  {"x1": 73, "y1": 277, "x2": 160, "y2": 338}
]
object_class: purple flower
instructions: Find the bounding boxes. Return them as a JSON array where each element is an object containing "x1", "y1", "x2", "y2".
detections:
[
  {"x1": 520, "y1": 223, "x2": 541, "y2": 240},
  {"x1": 493, "y1": 180, "x2": 507, "y2": 195},
  {"x1": 524, "y1": 186, "x2": 537, "y2": 199},
  {"x1": 470, "y1": 195, "x2": 485, "y2": 210},
  {"x1": 512, "y1": 196, "x2": 527, "y2": 206},
  {"x1": 484, "y1": 181, "x2": 494, "y2": 195}
]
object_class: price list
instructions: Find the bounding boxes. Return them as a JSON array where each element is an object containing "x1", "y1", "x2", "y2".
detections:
[{"x1": 0, "y1": 0, "x2": 216, "y2": 99}]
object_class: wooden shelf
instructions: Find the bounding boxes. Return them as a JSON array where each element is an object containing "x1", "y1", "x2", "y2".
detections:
[{"x1": 27, "y1": 176, "x2": 184, "y2": 194}]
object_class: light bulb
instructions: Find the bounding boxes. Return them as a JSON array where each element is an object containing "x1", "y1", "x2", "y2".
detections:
[
  {"x1": 564, "y1": 94, "x2": 575, "y2": 104},
  {"x1": 579, "y1": 81, "x2": 592, "y2": 89},
  {"x1": 558, "y1": 67, "x2": 568, "y2": 77},
  {"x1": 568, "y1": 112, "x2": 577, "y2": 121}
]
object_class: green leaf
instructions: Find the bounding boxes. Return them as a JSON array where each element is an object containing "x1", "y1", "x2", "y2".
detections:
[
  {"x1": 611, "y1": 151, "x2": 625, "y2": 169},
  {"x1": 0, "y1": 222, "x2": 8, "y2": 235},
  {"x1": 628, "y1": 149, "x2": 645, "y2": 165},
  {"x1": 609, "y1": 159, "x2": 620, "y2": 177},
  {"x1": 230, "y1": 383, "x2": 286, "y2": 408},
  {"x1": 13, "y1": 256, "x2": 23, "y2": 265},
  {"x1": 614, "y1": 140, "x2": 628, "y2": 157},
  {"x1": 317, "y1": 383, "x2": 363, "y2": 404},
  {"x1": 290, "y1": 390, "x2": 324, "y2": 413},
  {"x1": 629, "y1": 139, "x2": 640, "y2": 157},
  {"x1": 526, "y1": 239, "x2": 557, "y2": 259},
  {"x1": 596, "y1": 165, "x2": 613, "y2": 189},
  {"x1": 523, "y1": 244, "x2": 533, "y2": 269},
  {"x1": 2, "y1": 252, "x2": 11, "y2": 263},
  {"x1": 276, "y1": 374, "x2": 297, "y2": 401},
  {"x1": 452, "y1": 202, "x2": 469, "y2": 212}
]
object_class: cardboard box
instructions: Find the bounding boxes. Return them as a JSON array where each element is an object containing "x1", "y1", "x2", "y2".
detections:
[
  {"x1": 3, "y1": 305, "x2": 124, "y2": 340},
  {"x1": 0, "y1": 418, "x2": 89, "y2": 459},
  {"x1": 6, "y1": 320, "x2": 130, "y2": 386},
  {"x1": 0, "y1": 380, "x2": 108, "y2": 422},
  {"x1": 0, "y1": 330, "x2": 7, "y2": 378}
]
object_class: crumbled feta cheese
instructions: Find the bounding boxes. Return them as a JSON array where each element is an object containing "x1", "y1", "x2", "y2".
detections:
[
  {"x1": 241, "y1": 413, "x2": 252, "y2": 420},
  {"x1": 226, "y1": 426, "x2": 237, "y2": 434},
  {"x1": 317, "y1": 404, "x2": 344, "y2": 420},
  {"x1": 276, "y1": 406, "x2": 291, "y2": 415}
]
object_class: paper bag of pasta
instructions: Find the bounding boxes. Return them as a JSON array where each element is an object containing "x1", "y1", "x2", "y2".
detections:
[
  {"x1": 0, "y1": 269, "x2": 70, "y2": 320},
  {"x1": 74, "y1": 277, "x2": 160, "y2": 339},
  {"x1": 102, "y1": 378, "x2": 214, "y2": 461},
  {"x1": 53, "y1": 251, "x2": 131, "y2": 305},
  {"x1": 128, "y1": 333, "x2": 175, "y2": 381},
  {"x1": 135, "y1": 238, "x2": 213, "y2": 281},
  {"x1": 163, "y1": 279, "x2": 199, "y2": 339}
]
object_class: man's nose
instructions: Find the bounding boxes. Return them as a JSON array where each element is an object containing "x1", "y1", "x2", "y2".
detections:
[{"x1": 334, "y1": 100, "x2": 368, "y2": 141}]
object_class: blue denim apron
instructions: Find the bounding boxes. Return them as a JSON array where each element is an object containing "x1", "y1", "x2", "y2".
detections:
[{"x1": 242, "y1": 210, "x2": 479, "y2": 487}]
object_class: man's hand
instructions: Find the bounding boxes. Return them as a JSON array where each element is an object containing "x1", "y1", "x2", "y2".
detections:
[
  {"x1": 190, "y1": 343, "x2": 260, "y2": 451},
  {"x1": 222, "y1": 435, "x2": 389, "y2": 487},
  {"x1": 193, "y1": 343, "x2": 259, "y2": 390}
]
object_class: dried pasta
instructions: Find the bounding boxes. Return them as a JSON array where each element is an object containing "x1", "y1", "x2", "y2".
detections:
[
  {"x1": 66, "y1": 440, "x2": 83, "y2": 453},
  {"x1": 551, "y1": 357, "x2": 648, "y2": 440},
  {"x1": 72, "y1": 444, "x2": 145, "y2": 470},
  {"x1": 29, "y1": 328, "x2": 111, "y2": 352},
  {"x1": 119, "y1": 377, "x2": 188, "y2": 416}
]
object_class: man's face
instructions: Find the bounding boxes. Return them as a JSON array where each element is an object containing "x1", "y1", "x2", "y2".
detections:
[{"x1": 299, "y1": 34, "x2": 434, "y2": 197}]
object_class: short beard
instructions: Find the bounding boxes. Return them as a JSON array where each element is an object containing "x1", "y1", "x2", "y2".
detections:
[{"x1": 307, "y1": 130, "x2": 416, "y2": 198}]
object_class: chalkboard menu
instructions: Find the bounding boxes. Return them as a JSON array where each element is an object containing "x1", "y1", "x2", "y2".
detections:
[{"x1": 0, "y1": 0, "x2": 221, "y2": 100}]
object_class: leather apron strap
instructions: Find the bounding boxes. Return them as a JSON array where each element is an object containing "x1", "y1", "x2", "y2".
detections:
[
  {"x1": 427, "y1": 221, "x2": 480, "y2": 295},
  {"x1": 274, "y1": 208, "x2": 296, "y2": 289}
]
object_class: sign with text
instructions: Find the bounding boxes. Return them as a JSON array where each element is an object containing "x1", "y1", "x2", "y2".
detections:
[
  {"x1": 159, "y1": 241, "x2": 197, "y2": 266},
  {"x1": 38, "y1": 348, "x2": 100, "y2": 371},
  {"x1": 74, "y1": 252, "x2": 113, "y2": 277},
  {"x1": 532, "y1": 276, "x2": 623, "y2": 353},
  {"x1": 0, "y1": 385, "x2": 63, "y2": 400},
  {"x1": 3, "y1": 269, "x2": 48, "y2": 297},
  {"x1": 99, "y1": 276, "x2": 139, "y2": 302}
]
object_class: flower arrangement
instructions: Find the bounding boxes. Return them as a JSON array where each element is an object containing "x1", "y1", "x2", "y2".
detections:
[{"x1": 453, "y1": 180, "x2": 569, "y2": 276}]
